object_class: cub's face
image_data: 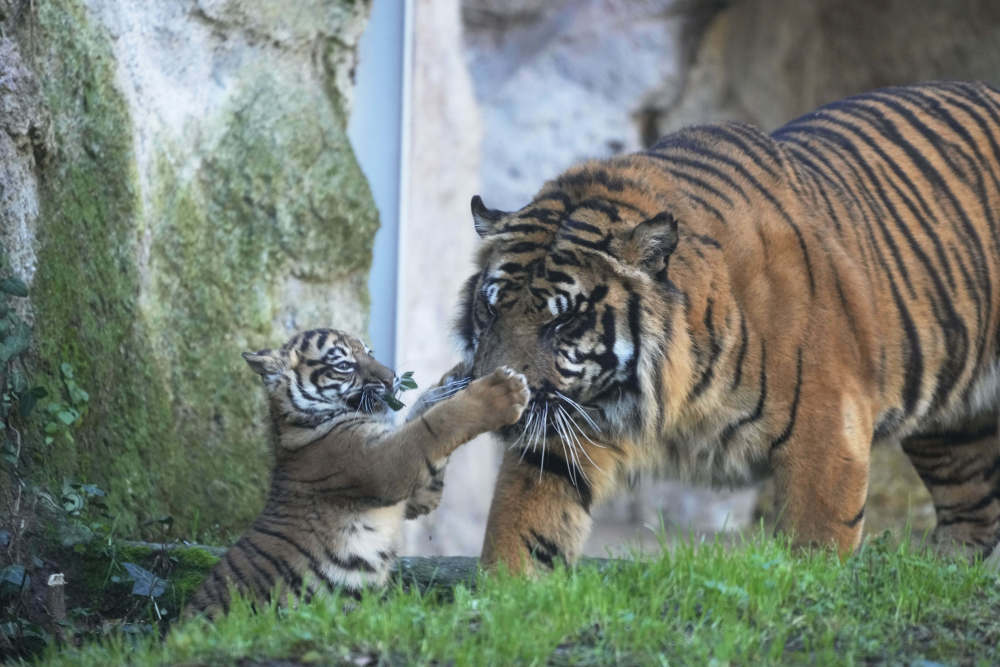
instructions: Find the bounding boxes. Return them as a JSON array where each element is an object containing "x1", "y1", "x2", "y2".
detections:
[{"x1": 243, "y1": 328, "x2": 398, "y2": 422}]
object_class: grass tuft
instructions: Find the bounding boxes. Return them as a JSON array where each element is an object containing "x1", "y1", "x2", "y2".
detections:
[{"x1": 36, "y1": 530, "x2": 1000, "y2": 665}]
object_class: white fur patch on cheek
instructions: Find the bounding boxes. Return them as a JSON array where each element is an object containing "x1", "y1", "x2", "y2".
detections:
[
  {"x1": 547, "y1": 294, "x2": 568, "y2": 317},
  {"x1": 485, "y1": 283, "x2": 501, "y2": 306},
  {"x1": 613, "y1": 337, "x2": 634, "y2": 371}
]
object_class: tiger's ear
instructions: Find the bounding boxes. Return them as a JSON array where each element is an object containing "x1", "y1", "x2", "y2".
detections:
[
  {"x1": 242, "y1": 349, "x2": 289, "y2": 379},
  {"x1": 621, "y1": 211, "x2": 679, "y2": 279},
  {"x1": 471, "y1": 195, "x2": 508, "y2": 237}
]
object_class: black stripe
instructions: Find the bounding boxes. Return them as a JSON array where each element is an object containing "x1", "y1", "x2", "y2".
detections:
[
  {"x1": 243, "y1": 535, "x2": 306, "y2": 595},
  {"x1": 521, "y1": 530, "x2": 564, "y2": 569},
  {"x1": 516, "y1": 448, "x2": 593, "y2": 512},
  {"x1": 690, "y1": 299, "x2": 721, "y2": 400},
  {"x1": 720, "y1": 342, "x2": 767, "y2": 448},
  {"x1": 731, "y1": 310, "x2": 749, "y2": 391},
  {"x1": 843, "y1": 505, "x2": 865, "y2": 528},
  {"x1": 904, "y1": 423, "x2": 999, "y2": 448},
  {"x1": 770, "y1": 348, "x2": 803, "y2": 453},
  {"x1": 324, "y1": 546, "x2": 377, "y2": 574},
  {"x1": 574, "y1": 198, "x2": 623, "y2": 221},
  {"x1": 252, "y1": 526, "x2": 335, "y2": 592}
]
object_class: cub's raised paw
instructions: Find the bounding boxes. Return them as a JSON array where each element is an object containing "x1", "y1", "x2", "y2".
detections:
[{"x1": 467, "y1": 366, "x2": 531, "y2": 429}]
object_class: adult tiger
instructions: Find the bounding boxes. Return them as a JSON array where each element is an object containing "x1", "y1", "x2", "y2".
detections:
[{"x1": 456, "y1": 81, "x2": 1000, "y2": 572}]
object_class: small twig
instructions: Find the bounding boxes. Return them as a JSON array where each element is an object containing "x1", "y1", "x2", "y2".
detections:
[{"x1": 46, "y1": 573, "x2": 66, "y2": 629}]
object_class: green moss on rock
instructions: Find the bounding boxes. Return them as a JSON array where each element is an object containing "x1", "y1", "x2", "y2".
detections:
[
  {"x1": 140, "y1": 69, "x2": 377, "y2": 538},
  {"x1": 24, "y1": 0, "x2": 377, "y2": 540},
  {"x1": 29, "y1": 0, "x2": 176, "y2": 535}
]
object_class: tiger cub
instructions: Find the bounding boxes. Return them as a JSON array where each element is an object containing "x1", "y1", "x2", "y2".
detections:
[{"x1": 185, "y1": 329, "x2": 529, "y2": 617}]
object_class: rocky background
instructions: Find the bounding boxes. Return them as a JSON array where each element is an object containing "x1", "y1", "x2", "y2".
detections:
[
  {"x1": 4, "y1": 0, "x2": 1000, "y2": 558},
  {"x1": 404, "y1": 0, "x2": 1000, "y2": 555},
  {"x1": 1, "y1": 0, "x2": 377, "y2": 542}
]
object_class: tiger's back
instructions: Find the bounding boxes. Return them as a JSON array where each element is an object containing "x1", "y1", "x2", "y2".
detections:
[{"x1": 459, "y1": 81, "x2": 1000, "y2": 571}]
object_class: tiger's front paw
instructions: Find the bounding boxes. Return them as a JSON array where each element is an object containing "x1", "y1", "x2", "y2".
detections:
[{"x1": 465, "y1": 366, "x2": 530, "y2": 431}]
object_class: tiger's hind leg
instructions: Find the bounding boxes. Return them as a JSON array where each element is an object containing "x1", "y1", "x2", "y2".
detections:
[{"x1": 901, "y1": 419, "x2": 1000, "y2": 562}]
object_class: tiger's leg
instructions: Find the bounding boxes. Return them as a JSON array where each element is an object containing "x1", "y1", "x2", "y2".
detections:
[
  {"x1": 900, "y1": 419, "x2": 1000, "y2": 561},
  {"x1": 769, "y1": 393, "x2": 874, "y2": 556},
  {"x1": 480, "y1": 449, "x2": 592, "y2": 573},
  {"x1": 480, "y1": 439, "x2": 623, "y2": 574}
]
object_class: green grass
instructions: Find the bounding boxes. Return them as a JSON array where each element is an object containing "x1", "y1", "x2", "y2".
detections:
[{"x1": 36, "y1": 532, "x2": 1000, "y2": 666}]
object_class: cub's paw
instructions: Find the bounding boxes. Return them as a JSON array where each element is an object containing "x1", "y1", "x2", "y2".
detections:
[{"x1": 466, "y1": 366, "x2": 530, "y2": 429}]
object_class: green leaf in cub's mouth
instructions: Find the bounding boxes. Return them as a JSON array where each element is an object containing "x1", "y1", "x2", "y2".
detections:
[{"x1": 382, "y1": 371, "x2": 418, "y2": 411}]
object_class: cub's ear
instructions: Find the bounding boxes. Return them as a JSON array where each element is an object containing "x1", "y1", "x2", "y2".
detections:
[
  {"x1": 242, "y1": 349, "x2": 289, "y2": 378},
  {"x1": 621, "y1": 211, "x2": 678, "y2": 279},
  {"x1": 471, "y1": 195, "x2": 508, "y2": 237}
]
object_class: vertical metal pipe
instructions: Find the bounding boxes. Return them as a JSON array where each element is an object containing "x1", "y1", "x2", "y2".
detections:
[{"x1": 348, "y1": 0, "x2": 410, "y2": 370}]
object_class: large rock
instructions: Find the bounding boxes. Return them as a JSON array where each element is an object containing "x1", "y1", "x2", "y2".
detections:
[
  {"x1": 2, "y1": 0, "x2": 377, "y2": 539},
  {"x1": 642, "y1": 0, "x2": 1000, "y2": 134}
]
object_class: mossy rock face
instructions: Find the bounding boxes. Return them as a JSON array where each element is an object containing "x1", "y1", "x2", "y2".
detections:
[{"x1": 20, "y1": 0, "x2": 376, "y2": 540}]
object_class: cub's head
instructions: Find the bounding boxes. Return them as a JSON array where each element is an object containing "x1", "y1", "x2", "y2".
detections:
[
  {"x1": 243, "y1": 328, "x2": 398, "y2": 425},
  {"x1": 457, "y1": 163, "x2": 681, "y2": 442}
]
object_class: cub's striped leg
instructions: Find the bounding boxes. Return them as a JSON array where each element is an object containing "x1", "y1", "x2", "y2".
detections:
[
  {"x1": 402, "y1": 363, "x2": 470, "y2": 519},
  {"x1": 769, "y1": 391, "x2": 874, "y2": 556},
  {"x1": 901, "y1": 422, "x2": 1000, "y2": 561}
]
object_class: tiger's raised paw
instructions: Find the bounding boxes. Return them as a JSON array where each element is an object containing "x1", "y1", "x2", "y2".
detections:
[{"x1": 465, "y1": 366, "x2": 530, "y2": 430}]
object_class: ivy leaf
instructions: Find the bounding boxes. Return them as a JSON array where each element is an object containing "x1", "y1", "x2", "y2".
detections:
[
  {"x1": 78, "y1": 484, "x2": 105, "y2": 498},
  {"x1": 120, "y1": 562, "x2": 166, "y2": 598},
  {"x1": 0, "y1": 323, "x2": 29, "y2": 364},
  {"x1": 18, "y1": 386, "x2": 46, "y2": 418},
  {"x1": 381, "y1": 393, "x2": 406, "y2": 411},
  {"x1": 0, "y1": 564, "x2": 28, "y2": 596},
  {"x1": 0, "y1": 278, "x2": 28, "y2": 298},
  {"x1": 397, "y1": 370, "x2": 418, "y2": 391},
  {"x1": 61, "y1": 490, "x2": 84, "y2": 514}
]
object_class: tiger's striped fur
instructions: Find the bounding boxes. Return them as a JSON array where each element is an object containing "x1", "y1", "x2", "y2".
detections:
[
  {"x1": 457, "y1": 81, "x2": 1000, "y2": 572},
  {"x1": 185, "y1": 329, "x2": 529, "y2": 617}
]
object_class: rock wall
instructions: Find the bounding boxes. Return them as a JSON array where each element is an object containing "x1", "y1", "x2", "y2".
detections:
[
  {"x1": 641, "y1": 0, "x2": 1000, "y2": 134},
  {"x1": 1, "y1": 0, "x2": 377, "y2": 539}
]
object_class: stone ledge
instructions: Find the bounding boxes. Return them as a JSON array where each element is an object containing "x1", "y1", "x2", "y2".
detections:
[{"x1": 122, "y1": 541, "x2": 616, "y2": 592}]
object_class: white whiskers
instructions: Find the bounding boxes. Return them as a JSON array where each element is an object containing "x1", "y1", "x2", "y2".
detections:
[
  {"x1": 421, "y1": 377, "x2": 472, "y2": 405},
  {"x1": 508, "y1": 393, "x2": 604, "y2": 488}
]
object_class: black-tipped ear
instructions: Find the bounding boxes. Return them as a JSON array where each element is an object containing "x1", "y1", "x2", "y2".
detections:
[
  {"x1": 471, "y1": 195, "x2": 507, "y2": 237},
  {"x1": 626, "y1": 211, "x2": 678, "y2": 279},
  {"x1": 242, "y1": 349, "x2": 287, "y2": 378}
]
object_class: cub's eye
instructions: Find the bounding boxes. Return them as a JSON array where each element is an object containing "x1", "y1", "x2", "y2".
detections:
[{"x1": 331, "y1": 361, "x2": 355, "y2": 373}]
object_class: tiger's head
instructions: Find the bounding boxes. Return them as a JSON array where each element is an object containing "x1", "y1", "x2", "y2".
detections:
[
  {"x1": 456, "y1": 162, "x2": 683, "y2": 447},
  {"x1": 243, "y1": 328, "x2": 398, "y2": 428}
]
